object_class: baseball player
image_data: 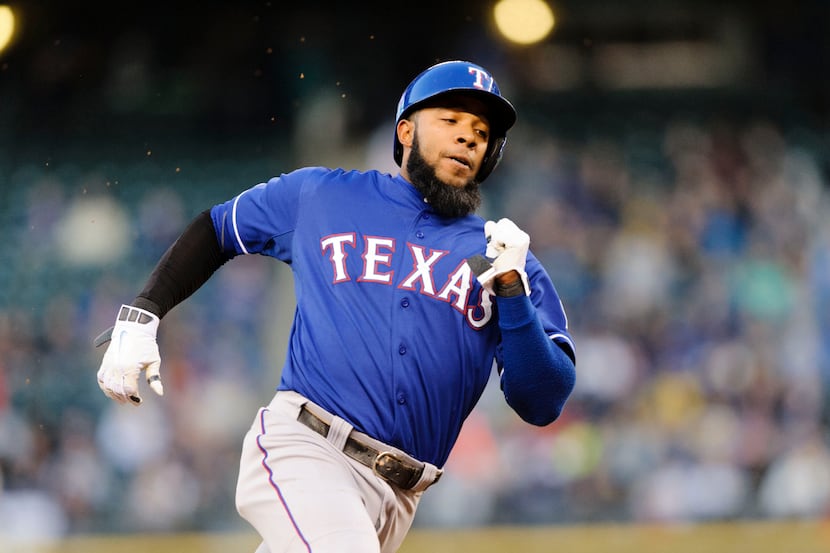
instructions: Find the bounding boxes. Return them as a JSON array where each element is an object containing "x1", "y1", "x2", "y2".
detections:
[{"x1": 95, "y1": 60, "x2": 576, "y2": 552}]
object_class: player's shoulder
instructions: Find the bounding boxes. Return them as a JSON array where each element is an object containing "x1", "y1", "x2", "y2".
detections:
[
  {"x1": 283, "y1": 166, "x2": 393, "y2": 185},
  {"x1": 258, "y1": 166, "x2": 406, "y2": 215},
  {"x1": 264, "y1": 166, "x2": 392, "y2": 197}
]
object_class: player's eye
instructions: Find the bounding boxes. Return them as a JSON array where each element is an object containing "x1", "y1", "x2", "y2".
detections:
[{"x1": 476, "y1": 129, "x2": 489, "y2": 140}]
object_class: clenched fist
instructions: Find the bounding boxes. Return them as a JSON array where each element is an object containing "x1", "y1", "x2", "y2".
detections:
[
  {"x1": 476, "y1": 218, "x2": 531, "y2": 297},
  {"x1": 96, "y1": 305, "x2": 164, "y2": 406}
]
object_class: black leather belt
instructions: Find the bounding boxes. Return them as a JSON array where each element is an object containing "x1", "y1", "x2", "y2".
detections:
[{"x1": 297, "y1": 404, "x2": 441, "y2": 490}]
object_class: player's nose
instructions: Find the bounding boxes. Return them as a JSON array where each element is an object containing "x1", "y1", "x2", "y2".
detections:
[{"x1": 455, "y1": 126, "x2": 479, "y2": 147}]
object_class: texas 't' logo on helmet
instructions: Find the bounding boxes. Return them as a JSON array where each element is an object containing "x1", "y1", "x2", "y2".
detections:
[{"x1": 468, "y1": 66, "x2": 494, "y2": 92}]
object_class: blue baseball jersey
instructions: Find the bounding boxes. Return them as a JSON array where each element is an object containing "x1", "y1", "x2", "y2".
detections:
[{"x1": 210, "y1": 167, "x2": 574, "y2": 466}]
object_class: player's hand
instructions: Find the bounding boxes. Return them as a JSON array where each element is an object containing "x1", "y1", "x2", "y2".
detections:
[
  {"x1": 96, "y1": 305, "x2": 164, "y2": 406},
  {"x1": 477, "y1": 218, "x2": 531, "y2": 297}
]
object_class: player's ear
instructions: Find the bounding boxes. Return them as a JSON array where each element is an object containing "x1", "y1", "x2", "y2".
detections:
[{"x1": 397, "y1": 118, "x2": 414, "y2": 149}]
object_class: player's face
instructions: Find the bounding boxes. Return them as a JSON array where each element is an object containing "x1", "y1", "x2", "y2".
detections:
[
  {"x1": 406, "y1": 133, "x2": 482, "y2": 218},
  {"x1": 404, "y1": 100, "x2": 491, "y2": 189}
]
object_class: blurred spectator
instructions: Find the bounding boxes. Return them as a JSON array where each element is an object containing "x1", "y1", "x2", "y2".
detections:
[{"x1": 757, "y1": 432, "x2": 830, "y2": 518}]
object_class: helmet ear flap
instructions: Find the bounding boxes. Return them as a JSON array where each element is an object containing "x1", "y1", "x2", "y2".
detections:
[{"x1": 478, "y1": 136, "x2": 507, "y2": 182}]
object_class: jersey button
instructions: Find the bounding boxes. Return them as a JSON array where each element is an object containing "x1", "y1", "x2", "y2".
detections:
[
  {"x1": 401, "y1": 298, "x2": 410, "y2": 308},
  {"x1": 397, "y1": 393, "x2": 407, "y2": 405},
  {"x1": 415, "y1": 231, "x2": 424, "y2": 239},
  {"x1": 398, "y1": 345, "x2": 407, "y2": 355}
]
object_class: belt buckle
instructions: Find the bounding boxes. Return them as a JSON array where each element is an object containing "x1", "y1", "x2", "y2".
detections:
[
  {"x1": 373, "y1": 451, "x2": 403, "y2": 474},
  {"x1": 373, "y1": 450, "x2": 412, "y2": 487}
]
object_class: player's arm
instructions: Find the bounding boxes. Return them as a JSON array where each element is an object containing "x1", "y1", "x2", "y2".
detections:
[
  {"x1": 133, "y1": 209, "x2": 231, "y2": 317},
  {"x1": 96, "y1": 171, "x2": 305, "y2": 405},
  {"x1": 474, "y1": 219, "x2": 576, "y2": 426},
  {"x1": 494, "y1": 276, "x2": 575, "y2": 426},
  {"x1": 96, "y1": 210, "x2": 232, "y2": 406}
]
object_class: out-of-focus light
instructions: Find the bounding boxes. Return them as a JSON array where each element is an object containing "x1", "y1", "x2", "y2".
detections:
[
  {"x1": 0, "y1": 5, "x2": 16, "y2": 54},
  {"x1": 493, "y1": 0, "x2": 555, "y2": 46}
]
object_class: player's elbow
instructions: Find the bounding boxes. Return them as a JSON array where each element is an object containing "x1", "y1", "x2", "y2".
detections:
[
  {"x1": 531, "y1": 405, "x2": 563, "y2": 426},
  {"x1": 512, "y1": 401, "x2": 563, "y2": 427},
  {"x1": 503, "y1": 360, "x2": 576, "y2": 427}
]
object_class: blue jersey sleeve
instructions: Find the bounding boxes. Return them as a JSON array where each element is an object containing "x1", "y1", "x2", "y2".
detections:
[
  {"x1": 210, "y1": 167, "x2": 329, "y2": 262},
  {"x1": 492, "y1": 250, "x2": 576, "y2": 426},
  {"x1": 494, "y1": 250, "x2": 575, "y2": 367}
]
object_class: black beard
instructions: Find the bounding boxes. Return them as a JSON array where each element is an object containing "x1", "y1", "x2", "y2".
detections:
[{"x1": 405, "y1": 136, "x2": 481, "y2": 218}]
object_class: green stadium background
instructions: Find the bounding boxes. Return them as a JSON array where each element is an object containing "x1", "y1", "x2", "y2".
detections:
[{"x1": 1, "y1": 1, "x2": 828, "y2": 551}]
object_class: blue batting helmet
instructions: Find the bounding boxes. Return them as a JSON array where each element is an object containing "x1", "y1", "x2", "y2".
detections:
[{"x1": 393, "y1": 60, "x2": 517, "y2": 182}]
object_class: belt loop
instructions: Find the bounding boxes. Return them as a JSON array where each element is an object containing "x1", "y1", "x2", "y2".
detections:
[
  {"x1": 269, "y1": 390, "x2": 304, "y2": 420},
  {"x1": 326, "y1": 416, "x2": 354, "y2": 452},
  {"x1": 411, "y1": 463, "x2": 443, "y2": 493}
]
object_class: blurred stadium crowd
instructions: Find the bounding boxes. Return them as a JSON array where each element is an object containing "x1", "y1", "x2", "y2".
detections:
[
  {"x1": 1, "y1": 100, "x2": 829, "y2": 540},
  {"x1": 1, "y1": 0, "x2": 829, "y2": 545}
]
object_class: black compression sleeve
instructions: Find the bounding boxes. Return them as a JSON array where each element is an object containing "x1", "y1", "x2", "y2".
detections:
[{"x1": 132, "y1": 210, "x2": 231, "y2": 318}]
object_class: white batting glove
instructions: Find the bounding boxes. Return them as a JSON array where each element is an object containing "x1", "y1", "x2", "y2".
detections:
[
  {"x1": 96, "y1": 305, "x2": 164, "y2": 406},
  {"x1": 476, "y1": 218, "x2": 531, "y2": 296}
]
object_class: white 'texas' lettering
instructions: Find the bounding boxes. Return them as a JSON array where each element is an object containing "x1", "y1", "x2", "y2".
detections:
[
  {"x1": 399, "y1": 244, "x2": 447, "y2": 295},
  {"x1": 320, "y1": 233, "x2": 356, "y2": 283},
  {"x1": 320, "y1": 232, "x2": 493, "y2": 329},
  {"x1": 359, "y1": 236, "x2": 395, "y2": 283},
  {"x1": 466, "y1": 289, "x2": 494, "y2": 329},
  {"x1": 438, "y1": 260, "x2": 474, "y2": 312}
]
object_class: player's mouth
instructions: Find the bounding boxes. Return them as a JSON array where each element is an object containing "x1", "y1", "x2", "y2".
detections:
[{"x1": 446, "y1": 155, "x2": 472, "y2": 171}]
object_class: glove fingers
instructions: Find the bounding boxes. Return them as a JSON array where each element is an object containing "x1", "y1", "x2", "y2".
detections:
[
  {"x1": 116, "y1": 367, "x2": 141, "y2": 402},
  {"x1": 102, "y1": 373, "x2": 131, "y2": 404},
  {"x1": 101, "y1": 371, "x2": 144, "y2": 405},
  {"x1": 484, "y1": 220, "x2": 496, "y2": 241},
  {"x1": 485, "y1": 244, "x2": 502, "y2": 259},
  {"x1": 121, "y1": 372, "x2": 143, "y2": 406},
  {"x1": 479, "y1": 218, "x2": 532, "y2": 297},
  {"x1": 492, "y1": 219, "x2": 528, "y2": 248},
  {"x1": 98, "y1": 378, "x2": 127, "y2": 404},
  {"x1": 145, "y1": 360, "x2": 164, "y2": 397}
]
